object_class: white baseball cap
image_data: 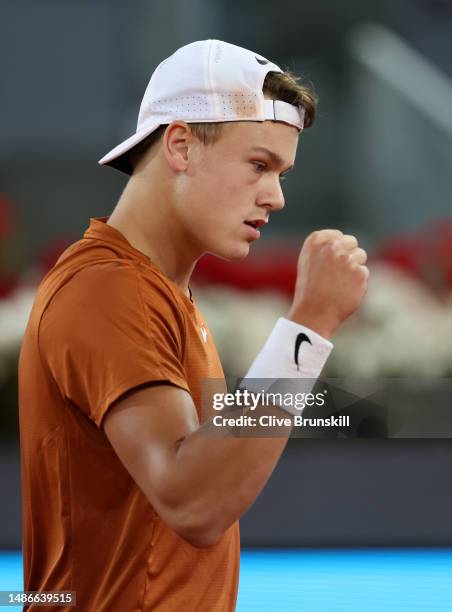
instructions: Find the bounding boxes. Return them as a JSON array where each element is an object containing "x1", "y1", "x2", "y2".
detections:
[{"x1": 98, "y1": 39, "x2": 306, "y2": 174}]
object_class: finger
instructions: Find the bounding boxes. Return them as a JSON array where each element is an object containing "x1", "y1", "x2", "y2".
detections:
[
  {"x1": 357, "y1": 264, "x2": 370, "y2": 280},
  {"x1": 349, "y1": 247, "x2": 367, "y2": 265},
  {"x1": 341, "y1": 234, "x2": 358, "y2": 250},
  {"x1": 309, "y1": 229, "x2": 343, "y2": 246}
]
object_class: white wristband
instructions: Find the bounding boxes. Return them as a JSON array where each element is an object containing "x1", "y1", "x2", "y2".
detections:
[{"x1": 241, "y1": 317, "x2": 333, "y2": 416}]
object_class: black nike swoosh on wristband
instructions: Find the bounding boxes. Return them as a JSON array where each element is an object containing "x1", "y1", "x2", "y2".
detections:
[{"x1": 294, "y1": 333, "x2": 312, "y2": 371}]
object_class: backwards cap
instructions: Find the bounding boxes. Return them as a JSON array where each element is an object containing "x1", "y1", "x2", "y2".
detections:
[{"x1": 98, "y1": 39, "x2": 305, "y2": 174}]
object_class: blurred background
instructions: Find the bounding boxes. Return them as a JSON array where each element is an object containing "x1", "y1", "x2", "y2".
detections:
[{"x1": 1, "y1": 0, "x2": 452, "y2": 609}]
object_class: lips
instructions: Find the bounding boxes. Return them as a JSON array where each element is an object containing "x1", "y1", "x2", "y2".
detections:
[
  {"x1": 244, "y1": 219, "x2": 267, "y2": 230},
  {"x1": 243, "y1": 222, "x2": 262, "y2": 240}
]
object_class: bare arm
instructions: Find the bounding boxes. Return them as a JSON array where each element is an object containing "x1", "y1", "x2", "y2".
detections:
[
  {"x1": 103, "y1": 229, "x2": 369, "y2": 548},
  {"x1": 103, "y1": 383, "x2": 291, "y2": 548}
]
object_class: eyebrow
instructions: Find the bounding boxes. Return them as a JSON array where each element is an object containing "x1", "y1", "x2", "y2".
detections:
[{"x1": 249, "y1": 146, "x2": 294, "y2": 172}]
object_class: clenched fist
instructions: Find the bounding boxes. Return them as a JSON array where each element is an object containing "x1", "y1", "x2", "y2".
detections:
[{"x1": 287, "y1": 229, "x2": 369, "y2": 339}]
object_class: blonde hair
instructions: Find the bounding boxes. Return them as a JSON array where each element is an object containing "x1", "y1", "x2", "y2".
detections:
[{"x1": 128, "y1": 70, "x2": 317, "y2": 173}]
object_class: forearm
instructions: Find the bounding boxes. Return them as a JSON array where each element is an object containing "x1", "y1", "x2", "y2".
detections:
[
  {"x1": 159, "y1": 317, "x2": 333, "y2": 545},
  {"x1": 165, "y1": 403, "x2": 293, "y2": 545}
]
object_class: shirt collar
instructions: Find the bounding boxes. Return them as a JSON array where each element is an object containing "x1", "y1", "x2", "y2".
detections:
[{"x1": 83, "y1": 216, "x2": 151, "y2": 264}]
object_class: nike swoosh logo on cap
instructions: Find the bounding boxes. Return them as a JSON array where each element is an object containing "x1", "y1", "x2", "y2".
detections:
[
  {"x1": 294, "y1": 333, "x2": 312, "y2": 371},
  {"x1": 255, "y1": 56, "x2": 269, "y2": 65}
]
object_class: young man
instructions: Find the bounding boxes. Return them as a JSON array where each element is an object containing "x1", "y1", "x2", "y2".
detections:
[{"x1": 19, "y1": 40, "x2": 368, "y2": 611}]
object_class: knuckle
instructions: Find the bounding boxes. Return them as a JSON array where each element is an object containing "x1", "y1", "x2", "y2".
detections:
[
  {"x1": 337, "y1": 250, "x2": 350, "y2": 262},
  {"x1": 331, "y1": 229, "x2": 344, "y2": 240},
  {"x1": 352, "y1": 247, "x2": 367, "y2": 264},
  {"x1": 309, "y1": 231, "x2": 322, "y2": 245},
  {"x1": 342, "y1": 234, "x2": 358, "y2": 248},
  {"x1": 320, "y1": 240, "x2": 336, "y2": 256},
  {"x1": 360, "y1": 265, "x2": 370, "y2": 279},
  {"x1": 311, "y1": 229, "x2": 343, "y2": 245},
  {"x1": 351, "y1": 262, "x2": 367, "y2": 276}
]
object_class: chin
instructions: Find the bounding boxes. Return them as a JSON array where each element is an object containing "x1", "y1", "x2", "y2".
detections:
[{"x1": 208, "y1": 241, "x2": 251, "y2": 261}]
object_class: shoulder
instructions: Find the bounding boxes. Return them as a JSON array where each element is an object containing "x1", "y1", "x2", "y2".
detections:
[
  {"x1": 40, "y1": 259, "x2": 186, "y2": 348},
  {"x1": 44, "y1": 259, "x2": 182, "y2": 315}
]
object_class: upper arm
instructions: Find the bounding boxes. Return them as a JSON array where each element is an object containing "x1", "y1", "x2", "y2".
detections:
[{"x1": 103, "y1": 383, "x2": 199, "y2": 516}]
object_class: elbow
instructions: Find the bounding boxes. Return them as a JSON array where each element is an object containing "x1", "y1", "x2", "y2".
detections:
[
  {"x1": 168, "y1": 506, "x2": 225, "y2": 549},
  {"x1": 178, "y1": 525, "x2": 223, "y2": 549}
]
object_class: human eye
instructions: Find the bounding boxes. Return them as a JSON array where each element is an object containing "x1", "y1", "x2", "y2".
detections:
[
  {"x1": 251, "y1": 161, "x2": 267, "y2": 173},
  {"x1": 279, "y1": 168, "x2": 292, "y2": 182}
]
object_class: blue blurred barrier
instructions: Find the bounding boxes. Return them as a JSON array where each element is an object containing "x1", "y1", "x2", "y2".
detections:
[{"x1": 2, "y1": 549, "x2": 452, "y2": 611}]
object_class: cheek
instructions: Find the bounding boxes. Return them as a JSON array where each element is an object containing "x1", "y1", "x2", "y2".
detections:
[
  {"x1": 200, "y1": 154, "x2": 251, "y2": 194},
  {"x1": 194, "y1": 168, "x2": 248, "y2": 219},
  {"x1": 178, "y1": 157, "x2": 257, "y2": 239}
]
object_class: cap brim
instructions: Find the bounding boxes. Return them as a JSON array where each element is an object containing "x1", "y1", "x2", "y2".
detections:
[{"x1": 98, "y1": 122, "x2": 161, "y2": 175}]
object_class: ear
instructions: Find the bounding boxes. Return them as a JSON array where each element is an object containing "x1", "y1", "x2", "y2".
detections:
[{"x1": 162, "y1": 121, "x2": 194, "y2": 173}]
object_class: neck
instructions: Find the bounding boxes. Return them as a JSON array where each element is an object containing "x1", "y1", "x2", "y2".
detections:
[{"x1": 107, "y1": 173, "x2": 201, "y2": 297}]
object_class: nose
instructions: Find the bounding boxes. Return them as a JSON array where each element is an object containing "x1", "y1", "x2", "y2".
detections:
[{"x1": 257, "y1": 175, "x2": 285, "y2": 212}]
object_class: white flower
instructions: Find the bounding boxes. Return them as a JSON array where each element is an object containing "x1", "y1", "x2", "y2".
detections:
[{"x1": 0, "y1": 286, "x2": 35, "y2": 382}]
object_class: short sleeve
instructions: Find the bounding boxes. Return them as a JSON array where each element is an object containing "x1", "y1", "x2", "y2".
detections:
[{"x1": 39, "y1": 262, "x2": 190, "y2": 426}]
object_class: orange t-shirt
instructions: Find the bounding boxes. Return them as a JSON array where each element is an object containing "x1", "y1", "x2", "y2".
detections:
[{"x1": 18, "y1": 217, "x2": 240, "y2": 611}]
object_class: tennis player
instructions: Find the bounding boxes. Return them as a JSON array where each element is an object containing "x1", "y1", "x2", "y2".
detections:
[{"x1": 18, "y1": 40, "x2": 368, "y2": 611}]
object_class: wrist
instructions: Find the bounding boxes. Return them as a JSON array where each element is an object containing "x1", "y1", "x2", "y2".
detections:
[
  {"x1": 242, "y1": 317, "x2": 334, "y2": 416},
  {"x1": 286, "y1": 306, "x2": 337, "y2": 340}
]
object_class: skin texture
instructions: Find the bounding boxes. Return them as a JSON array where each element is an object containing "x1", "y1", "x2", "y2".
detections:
[
  {"x1": 104, "y1": 118, "x2": 369, "y2": 547},
  {"x1": 107, "y1": 119, "x2": 298, "y2": 293},
  {"x1": 288, "y1": 229, "x2": 369, "y2": 338}
]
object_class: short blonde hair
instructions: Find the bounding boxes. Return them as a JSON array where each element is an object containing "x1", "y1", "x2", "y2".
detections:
[{"x1": 128, "y1": 70, "x2": 317, "y2": 173}]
